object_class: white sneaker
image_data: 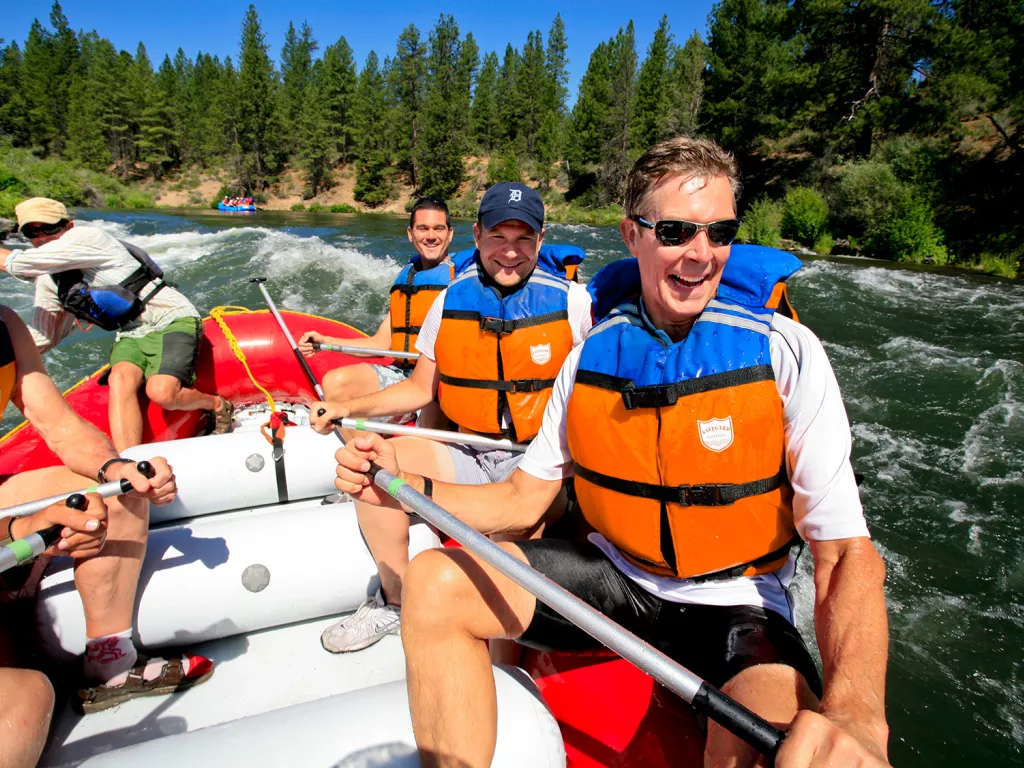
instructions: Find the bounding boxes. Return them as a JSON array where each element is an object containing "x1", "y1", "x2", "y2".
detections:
[{"x1": 321, "y1": 589, "x2": 401, "y2": 653}]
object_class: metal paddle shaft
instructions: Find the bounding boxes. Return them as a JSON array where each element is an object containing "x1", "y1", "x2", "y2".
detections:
[
  {"x1": 334, "y1": 417, "x2": 526, "y2": 453},
  {"x1": 0, "y1": 458, "x2": 156, "y2": 520},
  {"x1": 258, "y1": 279, "x2": 786, "y2": 760},
  {"x1": 251, "y1": 277, "x2": 326, "y2": 399},
  {"x1": 0, "y1": 462, "x2": 155, "y2": 573},
  {"x1": 313, "y1": 342, "x2": 419, "y2": 361}
]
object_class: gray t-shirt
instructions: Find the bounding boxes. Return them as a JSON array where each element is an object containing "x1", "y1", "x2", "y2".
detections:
[{"x1": 6, "y1": 224, "x2": 199, "y2": 350}]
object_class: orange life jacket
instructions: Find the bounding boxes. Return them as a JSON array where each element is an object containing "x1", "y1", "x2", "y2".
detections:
[
  {"x1": 434, "y1": 246, "x2": 583, "y2": 442},
  {"x1": 388, "y1": 257, "x2": 455, "y2": 369},
  {"x1": 568, "y1": 247, "x2": 802, "y2": 581}
]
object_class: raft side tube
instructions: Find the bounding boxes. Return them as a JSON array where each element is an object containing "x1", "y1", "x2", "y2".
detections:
[
  {"x1": 76, "y1": 666, "x2": 565, "y2": 768},
  {"x1": 35, "y1": 498, "x2": 441, "y2": 658},
  {"x1": 121, "y1": 427, "x2": 341, "y2": 523}
]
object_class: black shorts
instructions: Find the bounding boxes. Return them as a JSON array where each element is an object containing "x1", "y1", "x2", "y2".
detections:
[{"x1": 517, "y1": 539, "x2": 823, "y2": 698}]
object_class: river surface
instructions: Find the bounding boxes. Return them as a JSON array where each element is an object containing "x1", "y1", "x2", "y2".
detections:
[{"x1": 2, "y1": 209, "x2": 1022, "y2": 765}]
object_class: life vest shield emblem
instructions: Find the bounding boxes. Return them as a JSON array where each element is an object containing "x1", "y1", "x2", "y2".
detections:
[
  {"x1": 530, "y1": 343, "x2": 552, "y2": 365},
  {"x1": 697, "y1": 416, "x2": 734, "y2": 452}
]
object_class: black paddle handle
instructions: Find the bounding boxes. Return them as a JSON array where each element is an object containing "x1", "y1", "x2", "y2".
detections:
[{"x1": 693, "y1": 683, "x2": 786, "y2": 760}]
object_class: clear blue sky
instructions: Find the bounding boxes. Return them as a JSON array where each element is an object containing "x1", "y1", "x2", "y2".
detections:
[{"x1": 5, "y1": 1, "x2": 716, "y2": 104}]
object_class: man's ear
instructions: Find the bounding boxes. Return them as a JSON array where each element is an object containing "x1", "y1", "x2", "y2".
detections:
[
  {"x1": 472, "y1": 222, "x2": 482, "y2": 249},
  {"x1": 620, "y1": 218, "x2": 639, "y2": 256}
]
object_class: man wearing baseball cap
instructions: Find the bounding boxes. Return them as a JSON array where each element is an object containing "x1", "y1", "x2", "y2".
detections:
[
  {"x1": 309, "y1": 181, "x2": 591, "y2": 653},
  {"x1": 0, "y1": 198, "x2": 232, "y2": 451}
]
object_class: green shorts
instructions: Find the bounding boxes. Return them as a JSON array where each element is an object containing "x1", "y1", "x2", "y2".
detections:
[{"x1": 109, "y1": 317, "x2": 203, "y2": 385}]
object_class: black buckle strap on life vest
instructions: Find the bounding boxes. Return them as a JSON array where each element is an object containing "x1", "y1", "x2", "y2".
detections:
[
  {"x1": 439, "y1": 309, "x2": 569, "y2": 335},
  {"x1": 575, "y1": 365, "x2": 777, "y2": 411},
  {"x1": 686, "y1": 536, "x2": 800, "y2": 584},
  {"x1": 390, "y1": 325, "x2": 422, "y2": 335},
  {"x1": 439, "y1": 373, "x2": 556, "y2": 394},
  {"x1": 572, "y1": 463, "x2": 786, "y2": 506},
  {"x1": 391, "y1": 283, "x2": 444, "y2": 296}
]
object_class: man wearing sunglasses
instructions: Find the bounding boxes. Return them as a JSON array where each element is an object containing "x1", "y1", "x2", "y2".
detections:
[
  {"x1": 0, "y1": 198, "x2": 232, "y2": 451},
  {"x1": 335, "y1": 137, "x2": 890, "y2": 767}
]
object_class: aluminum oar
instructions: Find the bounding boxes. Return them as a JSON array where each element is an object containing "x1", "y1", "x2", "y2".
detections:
[
  {"x1": 0, "y1": 461, "x2": 155, "y2": 520},
  {"x1": 257, "y1": 279, "x2": 787, "y2": 760},
  {"x1": 0, "y1": 461, "x2": 155, "y2": 574},
  {"x1": 313, "y1": 342, "x2": 419, "y2": 361},
  {"x1": 328, "y1": 416, "x2": 526, "y2": 453}
]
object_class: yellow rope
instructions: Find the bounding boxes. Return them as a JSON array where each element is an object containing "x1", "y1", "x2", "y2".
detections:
[{"x1": 209, "y1": 305, "x2": 277, "y2": 412}]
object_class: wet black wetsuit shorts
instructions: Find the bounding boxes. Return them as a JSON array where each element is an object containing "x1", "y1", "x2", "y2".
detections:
[{"x1": 516, "y1": 538, "x2": 823, "y2": 698}]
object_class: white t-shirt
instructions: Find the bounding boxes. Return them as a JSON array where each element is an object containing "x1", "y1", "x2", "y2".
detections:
[
  {"x1": 6, "y1": 224, "x2": 199, "y2": 350},
  {"x1": 517, "y1": 312, "x2": 869, "y2": 624},
  {"x1": 415, "y1": 281, "x2": 593, "y2": 360}
]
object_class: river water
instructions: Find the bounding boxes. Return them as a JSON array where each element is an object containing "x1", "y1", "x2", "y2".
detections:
[{"x1": 1, "y1": 209, "x2": 1021, "y2": 765}]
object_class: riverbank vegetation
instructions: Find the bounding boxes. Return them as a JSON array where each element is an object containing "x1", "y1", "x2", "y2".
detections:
[{"x1": 0, "y1": 2, "x2": 1020, "y2": 276}]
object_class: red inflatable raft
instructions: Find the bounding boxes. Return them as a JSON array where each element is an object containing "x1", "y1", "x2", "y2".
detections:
[{"x1": 0, "y1": 308, "x2": 703, "y2": 766}]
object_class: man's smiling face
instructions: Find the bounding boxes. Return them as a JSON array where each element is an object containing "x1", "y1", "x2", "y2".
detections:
[
  {"x1": 620, "y1": 173, "x2": 736, "y2": 332},
  {"x1": 473, "y1": 219, "x2": 544, "y2": 288}
]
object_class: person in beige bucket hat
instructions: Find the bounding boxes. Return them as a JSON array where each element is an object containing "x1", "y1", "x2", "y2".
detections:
[{"x1": 0, "y1": 197, "x2": 232, "y2": 448}]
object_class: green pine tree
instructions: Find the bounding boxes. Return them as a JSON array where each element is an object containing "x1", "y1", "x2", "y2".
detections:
[
  {"x1": 668, "y1": 32, "x2": 706, "y2": 137},
  {"x1": 418, "y1": 15, "x2": 467, "y2": 198},
  {"x1": 352, "y1": 51, "x2": 392, "y2": 206},
  {"x1": 298, "y1": 68, "x2": 336, "y2": 197},
  {"x1": 0, "y1": 42, "x2": 31, "y2": 146},
  {"x1": 388, "y1": 25, "x2": 427, "y2": 187},
  {"x1": 631, "y1": 15, "x2": 673, "y2": 151},
  {"x1": 280, "y1": 21, "x2": 318, "y2": 145},
  {"x1": 236, "y1": 4, "x2": 282, "y2": 191},
  {"x1": 320, "y1": 36, "x2": 358, "y2": 163}
]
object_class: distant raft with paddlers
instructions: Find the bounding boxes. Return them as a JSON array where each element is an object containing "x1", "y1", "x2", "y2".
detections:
[{"x1": 218, "y1": 196, "x2": 255, "y2": 212}]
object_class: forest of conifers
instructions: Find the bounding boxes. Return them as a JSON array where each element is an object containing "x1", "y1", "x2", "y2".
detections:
[{"x1": 0, "y1": 2, "x2": 1020, "y2": 274}]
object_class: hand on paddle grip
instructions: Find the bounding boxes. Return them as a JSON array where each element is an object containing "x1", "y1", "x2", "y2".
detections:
[
  {"x1": 298, "y1": 331, "x2": 325, "y2": 358},
  {"x1": 776, "y1": 710, "x2": 890, "y2": 767},
  {"x1": 107, "y1": 459, "x2": 176, "y2": 506},
  {"x1": 312, "y1": 403, "x2": 350, "y2": 435},
  {"x1": 333, "y1": 432, "x2": 403, "y2": 510},
  {"x1": 28, "y1": 492, "x2": 108, "y2": 559}
]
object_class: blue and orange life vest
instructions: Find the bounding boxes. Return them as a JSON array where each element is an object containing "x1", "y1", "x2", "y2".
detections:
[
  {"x1": 388, "y1": 256, "x2": 455, "y2": 369},
  {"x1": 435, "y1": 245, "x2": 584, "y2": 443},
  {"x1": 567, "y1": 245, "x2": 801, "y2": 581}
]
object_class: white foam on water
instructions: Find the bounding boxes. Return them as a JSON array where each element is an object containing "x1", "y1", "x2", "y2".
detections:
[
  {"x1": 961, "y1": 359, "x2": 1024, "y2": 486},
  {"x1": 877, "y1": 336, "x2": 984, "y2": 372},
  {"x1": 546, "y1": 222, "x2": 606, "y2": 240},
  {"x1": 78, "y1": 219, "x2": 131, "y2": 239},
  {"x1": 123, "y1": 226, "x2": 260, "y2": 267}
]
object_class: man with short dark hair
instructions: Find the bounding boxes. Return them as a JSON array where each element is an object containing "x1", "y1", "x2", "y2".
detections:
[
  {"x1": 0, "y1": 198, "x2": 231, "y2": 451},
  {"x1": 299, "y1": 196, "x2": 456, "y2": 407},
  {"x1": 311, "y1": 182, "x2": 592, "y2": 654},
  {"x1": 335, "y1": 138, "x2": 891, "y2": 767}
]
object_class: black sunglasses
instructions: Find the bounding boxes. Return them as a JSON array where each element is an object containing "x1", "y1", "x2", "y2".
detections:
[
  {"x1": 20, "y1": 222, "x2": 66, "y2": 239},
  {"x1": 632, "y1": 216, "x2": 742, "y2": 247}
]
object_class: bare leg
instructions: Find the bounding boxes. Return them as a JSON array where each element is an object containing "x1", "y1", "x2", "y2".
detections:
[
  {"x1": 0, "y1": 467, "x2": 148, "y2": 639},
  {"x1": 355, "y1": 436, "x2": 455, "y2": 605},
  {"x1": 416, "y1": 402, "x2": 450, "y2": 430},
  {"x1": 107, "y1": 362, "x2": 145, "y2": 453},
  {"x1": 402, "y1": 544, "x2": 538, "y2": 768},
  {"x1": 144, "y1": 374, "x2": 220, "y2": 413},
  {"x1": 0, "y1": 668, "x2": 53, "y2": 768},
  {"x1": 323, "y1": 364, "x2": 383, "y2": 402},
  {"x1": 703, "y1": 664, "x2": 818, "y2": 768}
]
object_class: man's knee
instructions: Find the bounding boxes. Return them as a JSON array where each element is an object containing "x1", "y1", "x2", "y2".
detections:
[
  {"x1": 402, "y1": 549, "x2": 466, "y2": 631},
  {"x1": 323, "y1": 364, "x2": 378, "y2": 401},
  {"x1": 1, "y1": 667, "x2": 54, "y2": 725},
  {"x1": 144, "y1": 376, "x2": 181, "y2": 407},
  {"x1": 108, "y1": 364, "x2": 143, "y2": 393}
]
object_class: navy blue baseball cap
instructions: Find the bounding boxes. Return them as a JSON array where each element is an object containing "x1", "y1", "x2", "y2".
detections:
[{"x1": 478, "y1": 182, "x2": 545, "y2": 233}]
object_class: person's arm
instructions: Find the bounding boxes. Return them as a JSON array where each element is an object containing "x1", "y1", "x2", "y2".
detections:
[
  {"x1": 0, "y1": 247, "x2": 16, "y2": 270},
  {"x1": 809, "y1": 537, "x2": 889, "y2": 761},
  {"x1": 770, "y1": 315, "x2": 890, "y2": 761},
  {"x1": 298, "y1": 313, "x2": 393, "y2": 357},
  {"x1": 311, "y1": 353, "x2": 438, "y2": 430},
  {"x1": 334, "y1": 433, "x2": 561, "y2": 536},
  {"x1": 3, "y1": 305, "x2": 120, "y2": 477}
]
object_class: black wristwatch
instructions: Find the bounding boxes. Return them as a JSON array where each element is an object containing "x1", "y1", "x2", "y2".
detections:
[
  {"x1": 97, "y1": 457, "x2": 135, "y2": 483},
  {"x1": 422, "y1": 477, "x2": 433, "y2": 498}
]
